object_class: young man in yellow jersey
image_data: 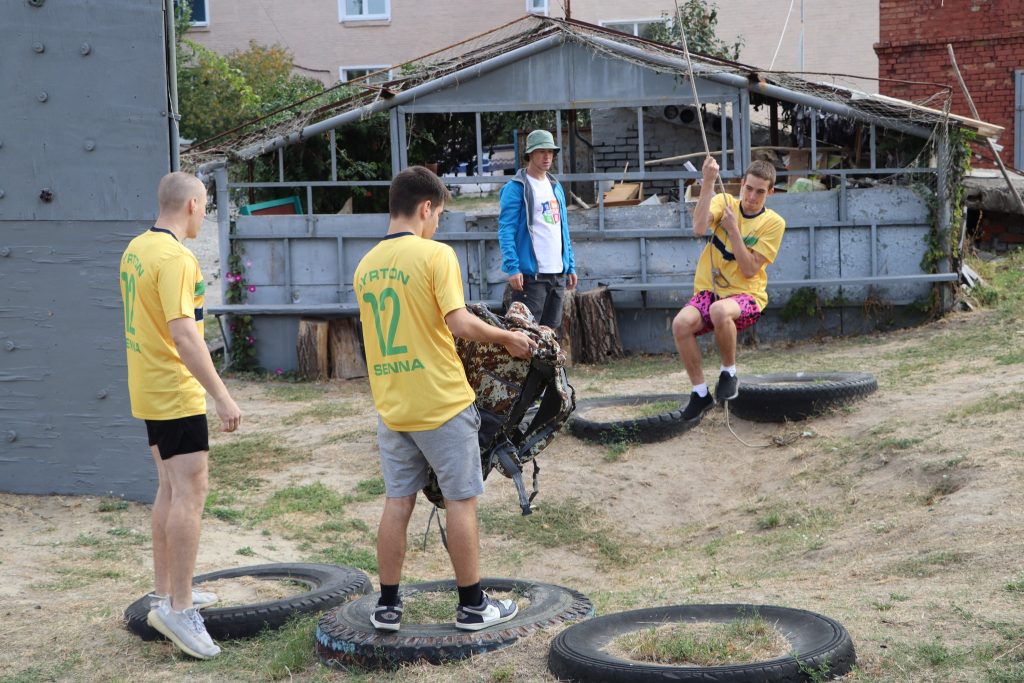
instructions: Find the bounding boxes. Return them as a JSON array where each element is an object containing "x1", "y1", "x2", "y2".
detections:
[
  {"x1": 355, "y1": 166, "x2": 536, "y2": 632},
  {"x1": 672, "y1": 156, "x2": 786, "y2": 421},
  {"x1": 119, "y1": 172, "x2": 242, "y2": 659}
]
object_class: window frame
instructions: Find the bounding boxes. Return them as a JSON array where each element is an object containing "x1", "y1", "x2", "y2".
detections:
[
  {"x1": 178, "y1": 0, "x2": 209, "y2": 27},
  {"x1": 526, "y1": 0, "x2": 548, "y2": 16},
  {"x1": 599, "y1": 18, "x2": 666, "y2": 38},
  {"x1": 339, "y1": 65, "x2": 393, "y2": 84},
  {"x1": 339, "y1": 0, "x2": 391, "y2": 22}
]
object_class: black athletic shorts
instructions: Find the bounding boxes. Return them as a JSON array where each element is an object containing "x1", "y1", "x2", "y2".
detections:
[{"x1": 145, "y1": 414, "x2": 209, "y2": 460}]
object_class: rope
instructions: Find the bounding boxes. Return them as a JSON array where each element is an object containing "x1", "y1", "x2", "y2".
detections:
[{"x1": 768, "y1": 0, "x2": 797, "y2": 71}]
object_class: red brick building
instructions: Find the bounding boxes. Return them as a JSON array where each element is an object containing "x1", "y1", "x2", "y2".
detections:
[{"x1": 874, "y1": 0, "x2": 1023, "y2": 172}]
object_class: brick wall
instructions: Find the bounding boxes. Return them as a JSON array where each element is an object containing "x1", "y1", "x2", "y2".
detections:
[{"x1": 875, "y1": 0, "x2": 1023, "y2": 170}]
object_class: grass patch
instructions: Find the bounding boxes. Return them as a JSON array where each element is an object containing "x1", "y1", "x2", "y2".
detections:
[
  {"x1": 353, "y1": 477, "x2": 386, "y2": 501},
  {"x1": 194, "y1": 613, "x2": 320, "y2": 680},
  {"x1": 950, "y1": 390, "x2": 1024, "y2": 419},
  {"x1": 610, "y1": 613, "x2": 789, "y2": 666},
  {"x1": 1004, "y1": 572, "x2": 1024, "y2": 592},
  {"x1": 318, "y1": 545, "x2": 378, "y2": 573},
  {"x1": 208, "y1": 435, "x2": 306, "y2": 490},
  {"x1": 282, "y1": 401, "x2": 360, "y2": 425},
  {"x1": 256, "y1": 483, "x2": 350, "y2": 521},
  {"x1": 97, "y1": 498, "x2": 129, "y2": 512},
  {"x1": 573, "y1": 354, "x2": 680, "y2": 383},
  {"x1": 479, "y1": 498, "x2": 629, "y2": 565},
  {"x1": 262, "y1": 383, "x2": 329, "y2": 402},
  {"x1": 207, "y1": 506, "x2": 244, "y2": 523},
  {"x1": 891, "y1": 550, "x2": 971, "y2": 578},
  {"x1": 604, "y1": 439, "x2": 633, "y2": 463}
]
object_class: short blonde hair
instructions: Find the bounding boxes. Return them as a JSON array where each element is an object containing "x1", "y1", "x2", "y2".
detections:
[{"x1": 157, "y1": 172, "x2": 205, "y2": 212}]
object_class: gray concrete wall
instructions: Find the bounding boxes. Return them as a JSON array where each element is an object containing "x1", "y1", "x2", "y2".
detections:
[{"x1": 1, "y1": 1, "x2": 172, "y2": 501}]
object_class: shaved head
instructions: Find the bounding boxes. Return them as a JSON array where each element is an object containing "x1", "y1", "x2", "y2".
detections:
[{"x1": 157, "y1": 172, "x2": 206, "y2": 212}]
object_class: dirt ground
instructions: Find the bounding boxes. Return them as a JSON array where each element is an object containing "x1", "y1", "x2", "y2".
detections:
[{"x1": 2, "y1": 300, "x2": 1023, "y2": 681}]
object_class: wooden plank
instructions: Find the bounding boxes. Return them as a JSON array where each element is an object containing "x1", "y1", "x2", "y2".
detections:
[
  {"x1": 297, "y1": 318, "x2": 329, "y2": 380},
  {"x1": 329, "y1": 318, "x2": 368, "y2": 379}
]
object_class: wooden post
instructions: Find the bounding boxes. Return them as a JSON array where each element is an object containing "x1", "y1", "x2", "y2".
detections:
[
  {"x1": 329, "y1": 318, "x2": 368, "y2": 379},
  {"x1": 297, "y1": 318, "x2": 329, "y2": 380}
]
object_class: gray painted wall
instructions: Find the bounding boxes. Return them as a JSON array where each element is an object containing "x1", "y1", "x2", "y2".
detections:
[{"x1": 1, "y1": 0, "x2": 172, "y2": 501}]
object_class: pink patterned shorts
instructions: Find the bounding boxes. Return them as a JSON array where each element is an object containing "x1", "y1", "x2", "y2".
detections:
[{"x1": 686, "y1": 291, "x2": 761, "y2": 337}]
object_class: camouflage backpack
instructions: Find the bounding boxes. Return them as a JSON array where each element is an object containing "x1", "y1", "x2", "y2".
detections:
[{"x1": 422, "y1": 301, "x2": 576, "y2": 516}]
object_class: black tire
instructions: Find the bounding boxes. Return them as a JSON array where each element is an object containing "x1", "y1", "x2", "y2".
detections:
[
  {"x1": 729, "y1": 372, "x2": 877, "y2": 423},
  {"x1": 548, "y1": 603, "x2": 856, "y2": 682},
  {"x1": 124, "y1": 563, "x2": 372, "y2": 641},
  {"x1": 316, "y1": 577, "x2": 593, "y2": 668},
  {"x1": 568, "y1": 394, "x2": 699, "y2": 443}
]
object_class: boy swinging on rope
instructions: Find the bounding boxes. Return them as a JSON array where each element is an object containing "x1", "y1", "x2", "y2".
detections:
[{"x1": 673, "y1": 155, "x2": 786, "y2": 421}]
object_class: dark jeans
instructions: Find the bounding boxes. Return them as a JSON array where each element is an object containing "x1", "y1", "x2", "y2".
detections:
[{"x1": 509, "y1": 274, "x2": 566, "y2": 330}]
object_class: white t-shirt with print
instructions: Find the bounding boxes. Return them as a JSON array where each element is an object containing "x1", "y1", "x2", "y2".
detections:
[{"x1": 526, "y1": 174, "x2": 563, "y2": 274}]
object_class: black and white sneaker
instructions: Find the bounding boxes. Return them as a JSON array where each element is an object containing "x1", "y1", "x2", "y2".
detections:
[
  {"x1": 370, "y1": 600, "x2": 403, "y2": 632},
  {"x1": 715, "y1": 371, "x2": 739, "y2": 403},
  {"x1": 681, "y1": 391, "x2": 715, "y2": 421},
  {"x1": 455, "y1": 592, "x2": 518, "y2": 631}
]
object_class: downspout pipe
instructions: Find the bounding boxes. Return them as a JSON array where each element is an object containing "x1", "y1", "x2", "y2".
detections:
[
  {"x1": 237, "y1": 33, "x2": 566, "y2": 160},
  {"x1": 583, "y1": 34, "x2": 933, "y2": 139},
  {"x1": 165, "y1": 0, "x2": 180, "y2": 171}
]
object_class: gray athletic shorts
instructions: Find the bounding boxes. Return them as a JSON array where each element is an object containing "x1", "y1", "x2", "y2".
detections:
[{"x1": 377, "y1": 403, "x2": 484, "y2": 501}]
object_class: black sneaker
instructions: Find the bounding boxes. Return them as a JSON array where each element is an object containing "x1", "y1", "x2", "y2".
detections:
[
  {"x1": 455, "y1": 592, "x2": 518, "y2": 631},
  {"x1": 370, "y1": 600, "x2": 403, "y2": 632},
  {"x1": 681, "y1": 391, "x2": 715, "y2": 421},
  {"x1": 715, "y1": 371, "x2": 739, "y2": 403}
]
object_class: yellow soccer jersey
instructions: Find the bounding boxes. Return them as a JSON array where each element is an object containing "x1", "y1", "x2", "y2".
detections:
[
  {"x1": 355, "y1": 232, "x2": 475, "y2": 431},
  {"x1": 694, "y1": 193, "x2": 786, "y2": 311},
  {"x1": 120, "y1": 228, "x2": 207, "y2": 420}
]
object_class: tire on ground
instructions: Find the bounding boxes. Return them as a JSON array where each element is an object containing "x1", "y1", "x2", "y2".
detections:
[
  {"x1": 124, "y1": 563, "x2": 372, "y2": 641},
  {"x1": 729, "y1": 372, "x2": 877, "y2": 423},
  {"x1": 548, "y1": 603, "x2": 856, "y2": 683},
  {"x1": 568, "y1": 394, "x2": 698, "y2": 443},
  {"x1": 316, "y1": 577, "x2": 593, "y2": 668}
]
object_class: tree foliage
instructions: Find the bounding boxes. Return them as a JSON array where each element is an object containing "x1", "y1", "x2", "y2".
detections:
[
  {"x1": 174, "y1": 5, "x2": 324, "y2": 143},
  {"x1": 647, "y1": 0, "x2": 743, "y2": 61}
]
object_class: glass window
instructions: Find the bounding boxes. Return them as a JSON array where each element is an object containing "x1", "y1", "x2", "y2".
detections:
[
  {"x1": 527, "y1": 0, "x2": 548, "y2": 16},
  {"x1": 339, "y1": 66, "x2": 392, "y2": 84},
  {"x1": 342, "y1": 0, "x2": 389, "y2": 21},
  {"x1": 176, "y1": 0, "x2": 208, "y2": 26},
  {"x1": 602, "y1": 19, "x2": 664, "y2": 39}
]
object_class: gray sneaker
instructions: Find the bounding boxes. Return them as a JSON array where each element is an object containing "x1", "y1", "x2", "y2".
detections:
[
  {"x1": 147, "y1": 601, "x2": 221, "y2": 659},
  {"x1": 147, "y1": 589, "x2": 219, "y2": 610},
  {"x1": 455, "y1": 592, "x2": 519, "y2": 631}
]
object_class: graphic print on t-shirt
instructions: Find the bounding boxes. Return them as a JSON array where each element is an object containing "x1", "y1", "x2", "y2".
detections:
[{"x1": 540, "y1": 198, "x2": 561, "y2": 226}]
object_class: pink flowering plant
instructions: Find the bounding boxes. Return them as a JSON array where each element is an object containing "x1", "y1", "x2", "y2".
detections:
[{"x1": 225, "y1": 249, "x2": 259, "y2": 371}]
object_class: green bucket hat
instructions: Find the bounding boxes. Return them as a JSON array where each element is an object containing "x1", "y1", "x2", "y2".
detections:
[{"x1": 525, "y1": 129, "x2": 560, "y2": 155}]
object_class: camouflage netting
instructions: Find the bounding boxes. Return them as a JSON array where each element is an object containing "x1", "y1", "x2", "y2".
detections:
[{"x1": 182, "y1": 15, "x2": 960, "y2": 172}]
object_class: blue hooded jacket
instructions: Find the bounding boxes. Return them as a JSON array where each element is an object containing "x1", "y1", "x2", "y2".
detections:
[{"x1": 497, "y1": 169, "x2": 576, "y2": 277}]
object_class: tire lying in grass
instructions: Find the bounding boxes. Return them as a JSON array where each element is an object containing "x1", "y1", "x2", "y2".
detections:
[
  {"x1": 729, "y1": 372, "x2": 877, "y2": 423},
  {"x1": 548, "y1": 603, "x2": 856, "y2": 682},
  {"x1": 316, "y1": 577, "x2": 593, "y2": 668},
  {"x1": 124, "y1": 563, "x2": 372, "y2": 641},
  {"x1": 568, "y1": 393, "x2": 699, "y2": 443}
]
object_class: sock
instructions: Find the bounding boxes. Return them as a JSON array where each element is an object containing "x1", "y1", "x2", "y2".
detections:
[
  {"x1": 379, "y1": 584, "x2": 400, "y2": 607},
  {"x1": 458, "y1": 582, "x2": 483, "y2": 608},
  {"x1": 693, "y1": 383, "x2": 709, "y2": 397},
  {"x1": 720, "y1": 365, "x2": 737, "y2": 377}
]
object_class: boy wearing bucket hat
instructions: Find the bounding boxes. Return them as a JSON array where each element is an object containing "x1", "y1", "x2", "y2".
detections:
[{"x1": 497, "y1": 129, "x2": 577, "y2": 332}]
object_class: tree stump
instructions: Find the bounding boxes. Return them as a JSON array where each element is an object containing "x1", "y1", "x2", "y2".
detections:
[
  {"x1": 559, "y1": 289, "x2": 581, "y2": 368},
  {"x1": 297, "y1": 318, "x2": 329, "y2": 380},
  {"x1": 329, "y1": 318, "x2": 367, "y2": 379},
  {"x1": 576, "y1": 286, "x2": 624, "y2": 364}
]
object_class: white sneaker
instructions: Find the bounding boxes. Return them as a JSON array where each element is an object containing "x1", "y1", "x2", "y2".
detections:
[
  {"x1": 147, "y1": 589, "x2": 219, "y2": 609},
  {"x1": 147, "y1": 602, "x2": 221, "y2": 659},
  {"x1": 455, "y1": 592, "x2": 519, "y2": 631}
]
